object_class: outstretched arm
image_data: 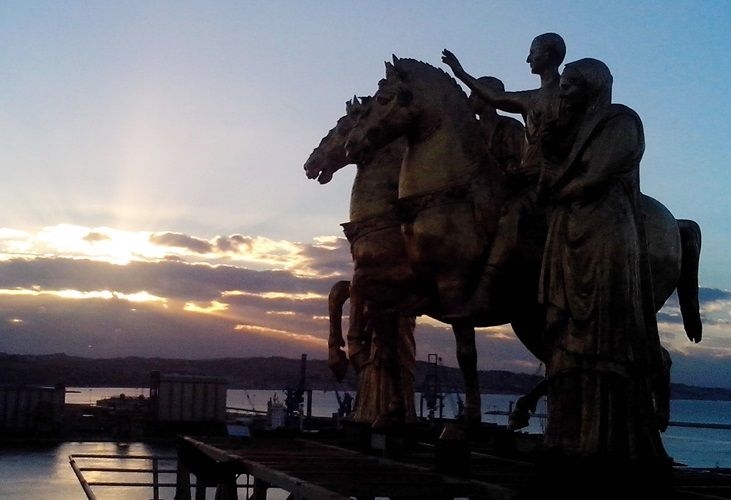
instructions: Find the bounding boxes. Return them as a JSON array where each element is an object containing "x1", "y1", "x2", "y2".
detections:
[{"x1": 442, "y1": 49, "x2": 526, "y2": 115}]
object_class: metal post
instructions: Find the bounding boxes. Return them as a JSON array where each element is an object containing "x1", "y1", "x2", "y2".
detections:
[
  {"x1": 195, "y1": 479, "x2": 207, "y2": 500},
  {"x1": 174, "y1": 460, "x2": 192, "y2": 500},
  {"x1": 68, "y1": 456, "x2": 98, "y2": 500},
  {"x1": 306, "y1": 389, "x2": 312, "y2": 418},
  {"x1": 252, "y1": 478, "x2": 269, "y2": 500},
  {"x1": 213, "y1": 476, "x2": 238, "y2": 500},
  {"x1": 152, "y1": 456, "x2": 160, "y2": 500}
]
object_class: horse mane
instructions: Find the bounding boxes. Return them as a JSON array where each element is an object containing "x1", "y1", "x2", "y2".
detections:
[
  {"x1": 391, "y1": 56, "x2": 486, "y2": 161},
  {"x1": 392, "y1": 57, "x2": 468, "y2": 102}
]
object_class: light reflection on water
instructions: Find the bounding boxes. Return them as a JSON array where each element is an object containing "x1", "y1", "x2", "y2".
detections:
[{"x1": 1, "y1": 442, "x2": 174, "y2": 500}]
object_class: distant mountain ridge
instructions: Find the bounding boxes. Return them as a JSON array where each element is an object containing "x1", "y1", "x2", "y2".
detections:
[{"x1": 1, "y1": 352, "x2": 729, "y2": 400}]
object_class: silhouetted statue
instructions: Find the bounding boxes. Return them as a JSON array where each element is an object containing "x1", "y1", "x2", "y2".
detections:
[
  {"x1": 351, "y1": 308, "x2": 417, "y2": 427},
  {"x1": 442, "y1": 33, "x2": 565, "y2": 318},
  {"x1": 345, "y1": 57, "x2": 512, "y2": 426},
  {"x1": 305, "y1": 97, "x2": 417, "y2": 427},
  {"x1": 442, "y1": 36, "x2": 701, "y2": 436},
  {"x1": 340, "y1": 53, "x2": 703, "y2": 431},
  {"x1": 537, "y1": 57, "x2": 673, "y2": 494}
]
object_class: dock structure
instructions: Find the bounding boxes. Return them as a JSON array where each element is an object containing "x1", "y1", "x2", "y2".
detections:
[
  {"x1": 150, "y1": 371, "x2": 228, "y2": 423},
  {"x1": 147, "y1": 371, "x2": 229, "y2": 438},
  {"x1": 173, "y1": 424, "x2": 731, "y2": 499},
  {"x1": 0, "y1": 383, "x2": 65, "y2": 436},
  {"x1": 175, "y1": 432, "x2": 520, "y2": 500}
]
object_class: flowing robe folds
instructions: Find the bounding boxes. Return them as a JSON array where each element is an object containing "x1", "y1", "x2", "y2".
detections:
[{"x1": 539, "y1": 104, "x2": 669, "y2": 462}]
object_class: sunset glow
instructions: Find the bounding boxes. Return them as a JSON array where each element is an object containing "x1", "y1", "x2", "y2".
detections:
[
  {"x1": 184, "y1": 300, "x2": 229, "y2": 314},
  {"x1": 0, "y1": 287, "x2": 167, "y2": 305},
  {"x1": 234, "y1": 324, "x2": 327, "y2": 347},
  {"x1": 0, "y1": 2, "x2": 729, "y2": 390},
  {"x1": 0, "y1": 224, "x2": 346, "y2": 275}
]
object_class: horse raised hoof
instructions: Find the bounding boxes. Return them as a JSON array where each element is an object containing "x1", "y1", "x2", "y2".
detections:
[
  {"x1": 507, "y1": 408, "x2": 531, "y2": 431},
  {"x1": 507, "y1": 395, "x2": 536, "y2": 431},
  {"x1": 327, "y1": 347, "x2": 349, "y2": 382}
]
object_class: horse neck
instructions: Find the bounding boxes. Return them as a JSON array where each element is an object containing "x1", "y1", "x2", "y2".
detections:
[
  {"x1": 349, "y1": 139, "x2": 404, "y2": 221},
  {"x1": 398, "y1": 116, "x2": 485, "y2": 198}
]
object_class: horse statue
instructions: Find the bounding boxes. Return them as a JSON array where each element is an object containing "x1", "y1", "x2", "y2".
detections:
[
  {"x1": 305, "y1": 97, "x2": 417, "y2": 426},
  {"x1": 341, "y1": 55, "x2": 702, "y2": 428}
]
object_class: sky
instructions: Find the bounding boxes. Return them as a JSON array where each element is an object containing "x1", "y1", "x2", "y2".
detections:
[{"x1": 1, "y1": 1, "x2": 730, "y2": 389}]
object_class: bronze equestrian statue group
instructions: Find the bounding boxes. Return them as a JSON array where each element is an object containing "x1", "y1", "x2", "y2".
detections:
[{"x1": 304, "y1": 33, "x2": 702, "y2": 494}]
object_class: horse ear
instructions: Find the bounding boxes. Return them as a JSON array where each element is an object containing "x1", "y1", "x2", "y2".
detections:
[
  {"x1": 345, "y1": 99, "x2": 353, "y2": 114},
  {"x1": 387, "y1": 55, "x2": 407, "y2": 81}
]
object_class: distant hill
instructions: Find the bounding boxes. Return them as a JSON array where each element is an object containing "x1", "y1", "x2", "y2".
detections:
[{"x1": 1, "y1": 352, "x2": 730, "y2": 400}]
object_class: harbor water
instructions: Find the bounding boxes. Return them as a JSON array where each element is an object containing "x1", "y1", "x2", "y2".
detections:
[{"x1": 2, "y1": 388, "x2": 731, "y2": 499}]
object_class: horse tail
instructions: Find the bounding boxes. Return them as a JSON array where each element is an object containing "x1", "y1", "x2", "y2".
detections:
[
  {"x1": 677, "y1": 219, "x2": 702, "y2": 343},
  {"x1": 652, "y1": 346, "x2": 672, "y2": 432},
  {"x1": 328, "y1": 280, "x2": 351, "y2": 381}
]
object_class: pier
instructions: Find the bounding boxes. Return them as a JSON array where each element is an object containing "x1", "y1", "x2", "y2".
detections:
[{"x1": 171, "y1": 423, "x2": 731, "y2": 500}]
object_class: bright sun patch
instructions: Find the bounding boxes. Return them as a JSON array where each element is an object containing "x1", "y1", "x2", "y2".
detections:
[
  {"x1": 0, "y1": 224, "x2": 332, "y2": 273},
  {"x1": 184, "y1": 300, "x2": 229, "y2": 314},
  {"x1": 223, "y1": 290, "x2": 326, "y2": 301}
]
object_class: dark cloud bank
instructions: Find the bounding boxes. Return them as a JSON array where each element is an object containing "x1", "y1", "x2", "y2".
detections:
[{"x1": 1, "y1": 254, "x2": 729, "y2": 388}]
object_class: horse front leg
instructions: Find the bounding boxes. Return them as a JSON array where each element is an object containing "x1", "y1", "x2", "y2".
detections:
[
  {"x1": 451, "y1": 320, "x2": 481, "y2": 428},
  {"x1": 344, "y1": 271, "x2": 371, "y2": 374},
  {"x1": 328, "y1": 280, "x2": 351, "y2": 381}
]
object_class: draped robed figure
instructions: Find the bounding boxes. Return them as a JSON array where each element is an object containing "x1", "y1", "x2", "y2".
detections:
[{"x1": 538, "y1": 58, "x2": 670, "y2": 463}]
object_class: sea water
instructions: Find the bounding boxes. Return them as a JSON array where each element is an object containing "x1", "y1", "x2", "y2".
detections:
[{"x1": 2, "y1": 388, "x2": 731, "y2": 499}]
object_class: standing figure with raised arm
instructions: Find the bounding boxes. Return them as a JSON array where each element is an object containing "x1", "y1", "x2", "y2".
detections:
[{"x1": 442, "y1": 33, "x2": 566, "y2": 318}]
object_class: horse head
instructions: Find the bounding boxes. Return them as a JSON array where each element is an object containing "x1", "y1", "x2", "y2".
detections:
[
  {"x1": 345, "y1": 56, "x2": 421, "y2": 162},
  {"x1": 345, "y1": 56, "x2": 479, "y2": 165},
  {"x1": 304, "y1": 95, "x2": 372, "y2": 184}
]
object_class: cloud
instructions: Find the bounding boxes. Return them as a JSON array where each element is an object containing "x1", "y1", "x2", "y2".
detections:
[
  {"x1": 214, "y1": 234, "x2": 253, "y2": 253},
  {"x1": 1, "y1": 227, "x2": 731, "y2": 389},
  {"x1": 0, "y1": 232, "x2": 348, "y2": 361},
  {"x1": 297, "y1": 237, "x2": 352, "y2": 277},
  {"x1": 150, "y1": 232, "x2": 214, "y2": 253},
  {"x1": 83, "y1": 231, "x2": 112, "y2": 243},
  {"x1": 0, "y1": 224, "x2": 352, "y2": 274}
]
